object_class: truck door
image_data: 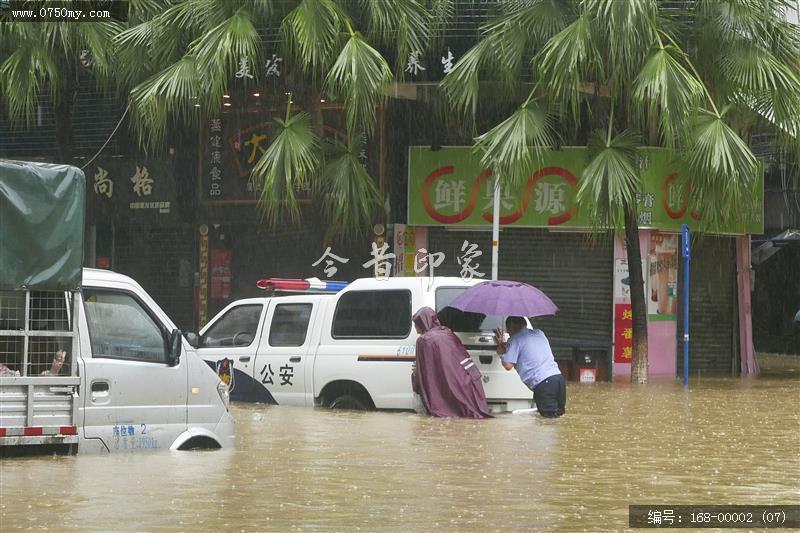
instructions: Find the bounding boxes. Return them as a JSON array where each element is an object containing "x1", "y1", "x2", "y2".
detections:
[
  {"x1": 197, "y1": 303, "x2": 266, "y2": 402},
  {"x1": 80, "y1": 287, "x2": 188, "y2": 452},
  {"x1": 253, "y1": 301, "x2": 315, "y2": 406}
]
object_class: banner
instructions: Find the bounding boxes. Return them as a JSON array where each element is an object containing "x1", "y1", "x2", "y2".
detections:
[
  {"x1": 198, "y1": 227, "x2": 209, "y2": 327},
  {"x1": 614, "y1": 303, "x2": 633, "y2": 364},
  {"x1": 407, "y1": 146, "x2": 763, "y2": 234}
]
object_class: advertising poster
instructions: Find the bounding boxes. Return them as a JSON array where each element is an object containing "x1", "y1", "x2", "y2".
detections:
[
  {"x1": 393, "y1": 224, "x2": 428, "y2": 277},
  {"x1": 648, "y1": 232, "x2": 678, "y2": 319},
  {"x1": 210, "y1": 249, "x2": 232, "y2": 299}
]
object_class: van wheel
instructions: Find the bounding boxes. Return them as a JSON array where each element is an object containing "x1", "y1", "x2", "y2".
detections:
[{"x1": 329, "y1": 394, "x2": 369, "y2": 411}]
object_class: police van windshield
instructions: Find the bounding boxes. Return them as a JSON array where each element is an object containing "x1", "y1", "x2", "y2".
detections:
[{"x1": 435, "y1": 287, "x2": 504, "y2": 333}]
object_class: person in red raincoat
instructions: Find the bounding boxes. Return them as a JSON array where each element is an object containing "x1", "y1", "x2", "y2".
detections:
[{"x1": 410, "y1": 307, "x2": 492, "y2": 419}]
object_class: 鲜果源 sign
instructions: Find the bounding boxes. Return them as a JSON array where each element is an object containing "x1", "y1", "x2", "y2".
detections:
[{"x1": 407, "y1": 146, "x2": 763, "y2": 234}]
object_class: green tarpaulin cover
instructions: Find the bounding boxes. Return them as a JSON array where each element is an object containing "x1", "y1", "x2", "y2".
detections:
[{"x1": 0, "y1": 160, "x2": 85, "y2": 290}]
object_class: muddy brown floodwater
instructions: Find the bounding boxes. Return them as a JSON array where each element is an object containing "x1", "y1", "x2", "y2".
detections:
[{"x1": 1, "y1": 374, "x2": 798, "y2": 532}]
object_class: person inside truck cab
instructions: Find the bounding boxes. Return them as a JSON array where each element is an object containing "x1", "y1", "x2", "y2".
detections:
[
  {"x1": 495, "y1": 316, "x2": 566, "y2": 418},
  {"x1": 410, "y1": 307, "x2": 492, "y2": 419}
]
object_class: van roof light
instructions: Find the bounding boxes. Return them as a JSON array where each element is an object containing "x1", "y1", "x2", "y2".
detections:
[{"x1": 256, "y1": 277, "x2": 347, "y2": 294}]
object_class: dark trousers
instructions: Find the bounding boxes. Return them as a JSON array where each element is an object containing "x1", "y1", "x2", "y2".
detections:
[{"x1": 532, "y1": 374, "x2": 566, "y2": 418}]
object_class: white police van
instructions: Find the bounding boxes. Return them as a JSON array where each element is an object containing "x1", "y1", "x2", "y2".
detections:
[{"x1": 193, "y1": 277, "x2": 533, "y2": 412}]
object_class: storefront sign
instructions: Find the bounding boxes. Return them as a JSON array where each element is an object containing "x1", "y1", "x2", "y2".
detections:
[
  {"x1": 85, "y1": 158, "x2": 176, "y2": 224},
  {"x1": 201, "y1": 109, "x2": 366, "y2": 204},
  {"x1": 407, "y1": 147, "x2": 763, "y2": 234},
  {"x1": 614, "y1": 303, "x2": 633, "y2": 364}
]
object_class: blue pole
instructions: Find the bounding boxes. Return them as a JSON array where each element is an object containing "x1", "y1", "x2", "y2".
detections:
[{"x1": 681, "y1": 224, "x2": 691, "y2": 386}]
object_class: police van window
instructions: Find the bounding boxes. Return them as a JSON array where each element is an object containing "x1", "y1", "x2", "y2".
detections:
[
  {"x1": 202, "y1": 305, "x2": 262, "y2": 347},
  {"x1": 435, "y1": 287, "x2": 504, "y2": 333},
  {"x1": 83, "y1": 290, "x2": 168, "y2": 364},
  {"x1": 332, "y1": 290, "x2": 412, "y2": 338},
  {"x1": 269, "y1": 304, "x2": 312, "y2": 347}
]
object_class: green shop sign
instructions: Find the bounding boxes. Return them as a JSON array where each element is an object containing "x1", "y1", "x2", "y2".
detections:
[{"x1": 407, "y1": 146, "x2": 763, "y2": 234}]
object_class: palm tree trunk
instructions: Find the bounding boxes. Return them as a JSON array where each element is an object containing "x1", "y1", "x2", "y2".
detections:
[{"x1": 624, "y1": 202, "x2": 649, "y2": 384}]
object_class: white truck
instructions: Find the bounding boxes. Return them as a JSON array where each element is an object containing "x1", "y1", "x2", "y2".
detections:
[
  {"x1": 0, "y1": 160, "x2": 234, "y2": 453},
  {"x1": 193, "y1": 276, "x2": 533, "y2": 412}
]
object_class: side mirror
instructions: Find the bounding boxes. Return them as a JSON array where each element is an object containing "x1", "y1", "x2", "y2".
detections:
[
  {"x1": 184, "y1": 332, "x2": 200, "y2": 349},
  {"x1": 169, "y1": 329, "x2": 183, "y2": 365}
]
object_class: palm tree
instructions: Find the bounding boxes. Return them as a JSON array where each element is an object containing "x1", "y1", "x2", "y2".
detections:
[
  {"x1": 0, "y1": 19, "x2": 121, "y2": 162},
  {"x1": 117, "y1": 0, "x2": 449, "y2": 239},
  {"x1": 442, "y1": 0, "x2": 800, "y2": 383}
]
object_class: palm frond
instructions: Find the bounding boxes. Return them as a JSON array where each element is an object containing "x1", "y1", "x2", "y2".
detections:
[
  {"x1": 282, "y1": 0, "x2": 343, "y2": 76},
  {"x1": 583, "y1": 0, "x2": 658, "y2": 86},
  {"x1": 439, "y1": 37, "x2": 495, "y2": 118},
  {"x1": 632, "y1": 45, "x2": 705, "y2": 147},
  {"x1": 473, "y1": 97, "x2": 558, "y2": 186},
  {"x1": 128, "y1": 55, "x2": 201, "y2": 149},
  {"x1": 685, "y1": 109, "x2": 760, "y2": 230},
  {"x1": 325, "y1": 34, "x2": 392, "y2": 136},
  {"x1": 536, "y1": 14, "x2": 602, "y2": 123},
  {"x1": 576, "y1": 129, "x2": 642, "y2": 229},
  {"x1": 319, "y1": 137, "x2": 382, "y2": 241},
  {"x1": 252, "y1": 110, "x2": 322, "y2": 226},
  {"x1": 76, "y1": 21, "x2": 122, "y2": 81},
  {"x1": 190, "y1": 8, "x2": 262, "y2": 94},
  {"x1": 483, "y1": 0, "x2": 573, "y2": 73},
  {"x1": 0, "y1": 43, "x2": 59, "y2": 126},
  {"x1": 359, "y1": 0, "x2": 430, "y2": 73}
]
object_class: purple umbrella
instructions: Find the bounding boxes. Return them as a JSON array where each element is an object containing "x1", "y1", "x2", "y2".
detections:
[{"x1": 447, "y1": 280, "x2": 558, "y2": 318}]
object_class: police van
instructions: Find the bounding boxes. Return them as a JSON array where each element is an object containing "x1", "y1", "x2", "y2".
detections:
[{"x1": 192, "y1": 276, "x2": 533, "y2": 412}]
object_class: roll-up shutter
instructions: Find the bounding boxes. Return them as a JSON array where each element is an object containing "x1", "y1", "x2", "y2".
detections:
[
  {"x1": 428, "y1": 228, "x2": 614, "y2": 359},
  {"x1": 678, "y1": 236, "x2": 738, "y2": 375}
]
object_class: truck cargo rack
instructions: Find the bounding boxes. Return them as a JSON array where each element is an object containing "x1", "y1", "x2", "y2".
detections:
[{"x1": 0, "y1": 290, "x2": 80, "y2": 444}]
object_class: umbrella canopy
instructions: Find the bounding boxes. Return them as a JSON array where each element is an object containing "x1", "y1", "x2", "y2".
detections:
[{"x1": 447, "y1": 280, "x2": 558, "y2": 318}]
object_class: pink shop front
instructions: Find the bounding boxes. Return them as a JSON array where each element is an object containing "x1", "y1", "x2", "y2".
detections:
[{"x1": 406, "y1": 147, "x2": 763, "y2": 380}]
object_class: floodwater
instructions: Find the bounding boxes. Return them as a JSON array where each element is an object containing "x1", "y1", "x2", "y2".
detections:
[{"x1": 1, "y1": 372, "x2": 798, "y2": 532}]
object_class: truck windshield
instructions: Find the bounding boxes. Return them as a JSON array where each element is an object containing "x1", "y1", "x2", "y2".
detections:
[{"x1": 435, "y1": 287, "x2": 504, "y2": 333}]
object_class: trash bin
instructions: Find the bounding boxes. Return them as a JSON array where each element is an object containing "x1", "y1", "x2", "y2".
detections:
[{"x1": 573, "y1": 346, "x2": 610, "y2": 383}]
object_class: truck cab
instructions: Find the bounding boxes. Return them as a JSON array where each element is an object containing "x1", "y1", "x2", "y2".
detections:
[{"x1": 0, "y1": 160, "x2": 234, "y2": 453}]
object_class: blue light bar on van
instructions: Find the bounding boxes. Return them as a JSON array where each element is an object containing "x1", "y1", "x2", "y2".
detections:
[{"x1": 256, "y1": 277, "x2": 347, "y2": 293}]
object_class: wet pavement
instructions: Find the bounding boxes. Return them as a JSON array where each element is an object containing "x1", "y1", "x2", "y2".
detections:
[{"x1": 1, "y1": 373, "x2": 798, "y2": 531}]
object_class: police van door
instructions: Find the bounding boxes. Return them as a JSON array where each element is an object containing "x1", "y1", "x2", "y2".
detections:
[
  {"x1": 196, "y1": 302, "x2": 265, "y2": 402},
  {"x1": 253, "y1": 301, "x2": 315, "y2": 405}
]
